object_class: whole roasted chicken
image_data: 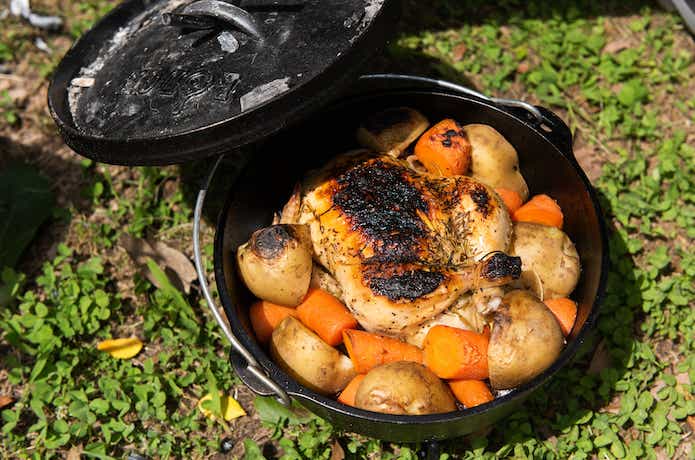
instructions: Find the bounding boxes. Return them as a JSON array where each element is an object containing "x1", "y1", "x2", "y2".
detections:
[
  {"x1": 236, "y1": 110, "x2": 582, "y2": 403},
  {"x1": 281, "y1": 149, "x2": 521, "y2": 335}
]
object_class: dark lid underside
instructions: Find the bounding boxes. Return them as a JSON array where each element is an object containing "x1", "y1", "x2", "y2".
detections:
[{"x1": 48, "y1": 0, "x2": 397, "y2": 165}]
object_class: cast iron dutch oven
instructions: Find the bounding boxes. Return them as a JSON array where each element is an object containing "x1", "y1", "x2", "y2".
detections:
[{"x1": 48, "y1": 0, "x2": 608, "y2": 444}]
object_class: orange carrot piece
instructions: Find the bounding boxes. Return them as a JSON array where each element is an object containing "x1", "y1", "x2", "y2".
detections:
[
  {"x1": 415, "y1": 119, "x2": 472, "y2": 176},
  {"x1": 495, "y1": 188, "x2": 524, "y2": 214},
  {"x1": 343, "y1": 329, "x2": 424, "y2": 374},
  {"x1": 423, "y1": 325, "x2": 489, "y2": 380},
  {"x1": 296, "y1": 288, "x2": 358, "y2": 346},
  {"x1": 337, "y1": 374, "x2": 366, "y2": 407},
  {"x1": 249, "y1": 301, "x2": 297, "y2": 343},
  {"x1": 449, "y1": 379, "x2": 494, "y2": 408},
  {"x1": 544, "y1": 298, "x2": 577, "y2": 336},
  {"x1": 512, "y1": 194, "x2": 564, "y2": 229}
]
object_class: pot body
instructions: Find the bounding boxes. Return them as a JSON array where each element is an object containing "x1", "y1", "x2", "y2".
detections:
[{"x1": 213, "y1": 81, "x2": 608, "y2": 442}]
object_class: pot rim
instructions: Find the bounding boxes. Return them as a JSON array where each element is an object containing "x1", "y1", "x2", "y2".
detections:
[{"x1": 212, "y1": 81, "x2": 609, "y2": 426}]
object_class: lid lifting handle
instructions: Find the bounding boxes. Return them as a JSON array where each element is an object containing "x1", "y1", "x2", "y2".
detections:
[
  {"x1": 193, "y1": 156, "x2": 291, "y2": 407},
  {"x1": 162, "y1": 0, "x2": 263, "y2": 39}
]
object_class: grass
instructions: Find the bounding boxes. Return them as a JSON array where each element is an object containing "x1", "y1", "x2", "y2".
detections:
[{"x1": 1, "y1": 0, "x2": 694, "y2": 458}]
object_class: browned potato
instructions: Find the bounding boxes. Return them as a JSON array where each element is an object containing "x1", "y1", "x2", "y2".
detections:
[
  {"x1": 237, "y1": 224, "x2": 312, "y2": 306},
  {"x1": 270, "y1": 317, "x2": 355, "y2": 395},
  {"x1": 509, "y1": 222, "x2": 580, "y2": 299},
  {"x1": 357, "y1": 107, "x2": 429, "y2": 157},
  {"x1": 354, "y1": 361, "x2": 457, "y2": 415},
  {"x1": 463, "y1": 124, "x2": 529, "y2": 201},
  {"x1": 488, "y1": 290, "x2": 564, "y2": 389}
]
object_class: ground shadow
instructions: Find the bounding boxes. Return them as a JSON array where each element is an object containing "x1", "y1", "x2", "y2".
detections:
[{"x1": 0, "y1": 136, "x2": 100, "y2": 277}]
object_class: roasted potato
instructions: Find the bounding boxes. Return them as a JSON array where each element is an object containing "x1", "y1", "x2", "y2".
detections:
[
  {"x1": 488, "y1": 290, "x2": 564, "y2": 389},
  {"x1": 354, "y1": 361, "x2": 457, "y2": 415},
  {"x1": 237, "y1": 224, "x2": 312, "y2": 306},
  {"x1": 357, "y1": 107, "x2": 429, "y2": 157},
  {"x1": 463, "y1": 124, "x2": 529, "y2": 201},
  {"x1": 270, "y1": 317, "x2": 356, "y2": 395},
  {"x1": 509, "y1": 222, "x2": 580, "y2": 299}
]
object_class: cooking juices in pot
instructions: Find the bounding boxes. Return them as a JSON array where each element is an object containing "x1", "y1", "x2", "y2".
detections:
[{"x1": 234, "y1": 107, "x2": 581, "y2": 415}]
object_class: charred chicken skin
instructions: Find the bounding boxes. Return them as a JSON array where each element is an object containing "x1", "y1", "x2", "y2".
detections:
[{"x1": 292, "y1": 151, "x2": 521, "y2": 335}]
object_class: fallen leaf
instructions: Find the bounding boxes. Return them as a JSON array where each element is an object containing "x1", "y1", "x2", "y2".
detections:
[
  {"x1": 330, "y1": 440, "x2": 345, "y2": 460},
  {"x1": 688, "y1": 416, "x2": 695, "y2": 432},
  {"x1": 120, "y1": 234, "x2": 197, "y2": 293},
  {"x1": 588, "y1": 339, "x2": 612, "y2": 374},
  {"x1": 152, "y1": 241, "x2": 197, "y2": 293},
  {"x1": 0, "y1": 395, "x2": 14, "y2": 409},
  {"x1": 675, "y1": 372, "x2": 691, "y2": 386},
  {"x1": 198, "y1": 393, "x2": 246, "y2": 421},
  {"x1": 602, "y1": 38, "x2": 632, "y2": 54},
  {"x1": 601, "y1": 394, "x2": 622, "y2": 414},
  {"x1": 516, "y1": 62, "x2": 530, "y2": 74},
  {"x1": 66, "y1": 444, "x2": 83, "y2": 460},
  {"x1": 650, "y1": 379, "x2": 667, "y2": 400},
  {"x1": 97, "y1": 337, "x2": 143, "y2": 359},
  {"x1": 452, "y1": 43, "x2": 467, "y2": 62}
]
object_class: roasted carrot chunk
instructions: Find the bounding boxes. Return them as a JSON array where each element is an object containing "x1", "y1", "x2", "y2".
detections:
[
  {"x1": 296, "y1": 288, "x2": 358, "y2": 346},
  {"x1": 512, "y1": 194, "x2": 564, "y2": 228},
  {"x1": 423, "y1": 325, "x2": 489, "y2": 380},
  {"x1": 544, "y1": 298, "x2": 578, "y2": 336},
  {"x1": 495, "y1": 187, "x2": 524, "y2": 214},
  {"x1": 343, "y1": 329, "x2": 424, "y2": 374},
  {"x1": 337, "y1": 374, "x2": 366, "y2": 407},
  {"x1": 415, "y1": 119, "x2": 472, "y2": 176},
  {"x1": 449, "y1": 379, "x2": 494, "y2": 408},
  {"x1": 249, "y1": 301, "x2": 297, "y2": 343}
]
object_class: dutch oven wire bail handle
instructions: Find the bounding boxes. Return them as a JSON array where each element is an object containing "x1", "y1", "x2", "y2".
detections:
[{"x1": 193, "y1": 155, "x2": 292, "y2": 407}]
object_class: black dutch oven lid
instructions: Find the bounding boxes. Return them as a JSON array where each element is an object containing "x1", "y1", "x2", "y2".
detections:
[{"x1": 48, "y1": 0, "x2": 398, "y2": 165}]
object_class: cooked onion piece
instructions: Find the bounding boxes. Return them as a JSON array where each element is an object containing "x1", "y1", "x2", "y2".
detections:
[{"x1": 357, "y1": 107, "x2": 429, "y2": 157}]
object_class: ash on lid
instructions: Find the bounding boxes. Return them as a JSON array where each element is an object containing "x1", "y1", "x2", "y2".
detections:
[{"x1": 240, "y1": 78, "x2": 290, "y2": 112}]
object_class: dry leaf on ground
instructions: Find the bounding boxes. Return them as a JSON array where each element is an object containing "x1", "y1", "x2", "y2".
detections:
[
  {"x1": 330, "y1": 440, "x2": 345, "y2": 460},
  {"x1": 602, "y1": 38, "x2": 632, "y2": 54},
  {"x1": 66, "y1": 444, "x2": 83, "y2": 460},
  {"x1": 452, "y1": 43, "x2": 467, "y2": 62},
  {"x1": 0, "y1": 395, "x2": 14, "y2": 409},
  {"x1": 120, "y1": 234, "x2": 197, "y2": 293},
  {"x1": 97, "y1": 337, "x2": 143, "y2": 359},
  {"x1": 198, "y1": 393, "x2": 247, "y2": 421},
  {"x1": 588, "y1": 339, "x2": 612, "y2": 374}
]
